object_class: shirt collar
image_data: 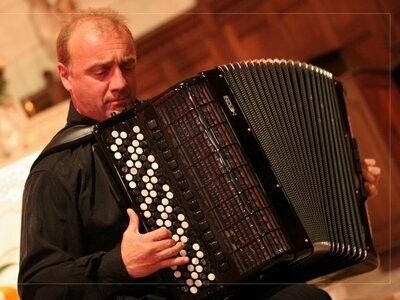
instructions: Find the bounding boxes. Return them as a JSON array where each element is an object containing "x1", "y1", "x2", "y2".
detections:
[{"x1": 66, "y1": 102, "x2": 98, "y2": 126}]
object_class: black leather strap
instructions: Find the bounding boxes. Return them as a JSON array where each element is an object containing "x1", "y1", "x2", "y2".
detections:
[{"x1": 31, "y1": 124, "x2": 94, "y2": 169}]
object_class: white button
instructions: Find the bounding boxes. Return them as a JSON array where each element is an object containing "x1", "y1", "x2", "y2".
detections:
[
  {"x1": 146, "y1": 183, "x2": 153, "y2": 190},
  {"x1": 196, "y1": 251, "x2": 204, "y2": 259},
  {"x1": 194, "y1": 280, "x2": 202, "y2": 287},
  {"x1": 179, "y1": 249, "x2": 187, "y2": 257},
  {"x1": 148, "y1": 155, "x2": 155, "y2": 162},
  {"x1": 141, "y1": 190, "x2": 149, "y2": 197},
  {"x1": 150, "y1": 190, "x2": 157, "y2": 198},
  {"x1": 191, "y1": 257, "x2": 199, "y2": 265},
  {"x1": 120, "y1": 131, "x2": 127, "y2": 139},
  {"x1": 186, "y1": 279, "x2": 194, "y2": 286},
  {"x1": 133, "y1": 126, "x2": 140, "y2": 133},
  {"x1": 131, "y1": 153, "x2": 138, "y2": 161},
  {"x1": 189, "y1": 286, "x2": 198, "y2": 294},
  {"x1": 111, "y1": 130, "x2": 119, "y2": 138},
  {"x1": 181, "y1": 236, "x2": 188, "y2": 243},
  {"x1": 140, "y1": 203, "x2": 148, "y2": 211},
  {"x1": 125, "y1": 174, "x2": 133, "y2": 181},
  {"x1": 145, "y1": 197, "x2": 152, "y2": 204},
  {"x1": 129, "y1": 182, "x2": 136, "y2": 189},
  {"x1": 135, "y1": 161, "x2": 142, "y2": 168},
  {"x1": 137, "y1": 133, "x2": 144, "y2": 141},
  {"x1": 177, "y1": 214, "x2": 185, "y2": 221},
  {"x1": 132, "y1": 140, "x2": 140, "y2": 147},
  {"x1": 115, "y1": 138, "x2": 122, "y2": 145},
  {"x1": 126, "y1": 160, "x2": 134, "y2": 167},
  {"x1": 161, "y1": 212, "x2": 168, "y2": 220},
  {"x1": 151, "y1": 162, "x2": 159, "y2": 170},
  {"x1": 130, "y1": 168, "x2": 137, "y2": 175},
  {"x1": 136, "y1": 147, "x2": 143, "y2": 155},
  {"x1": 192, "y1": 243, "x2": 200, "y2": 251},
  {"x1": 165, "y1": 206, "x2": 173, "y2": 213},
  {"x1": 166, "y1": 192, "x2": 173, "y2": 199},
  {"x1": 181, "y1": 221, "x2": 189, "y2": 229},
  {"x1": 114, "y1": 152, "x2": 122, "y2": 160},
  {"x1": 150, "y1": 175, "x2": 157, "y2": 183},
  {"x1": 208, "y1": 273, "x2": 216, "y2": 281},
  {"x1": 164, "y1": 220, "x2": 172, "y2": 227},
  {"x1": 157, "y1": 205, "x2": 164, "y2": 212},
  {"x1": 161, "y1": 198, "x2": 169, "y2": 206},
  {"x1": 143, "y1": 211, "x2": 151, "y2": 218},
  {"x1": 191, "y1": 272, "x2": 199, "y2": 280},
  {"x1": 177, "y1": 228, "x2": 184, "y2": 235},
  {"x1": 172, "y1": 234, "x2": 179, "y2": 242},
  {"x1": 142, "y1": 175, "x2": 149, "y2": 183},
  {"x1": 195, "y1": 265, "x2": 203, "y2": 273},
  {"x1": 162, "y1": 184, "x2": 170, "y2": 192},
  {"x1": 110, "y1": 144, "x2": 118, "y2": 152},
  {"x1": 173, "y1": 271, "x2": 181, "y2": 278},
  {"x1": 187, "y1": 264, "x2": 195, "y2": 272},
  {"x1": 127, "y1": 146, "x2": 135, "y2": 153},
  {"x1": 156, "y1": 219, "x2": 164, "y2": 227}
]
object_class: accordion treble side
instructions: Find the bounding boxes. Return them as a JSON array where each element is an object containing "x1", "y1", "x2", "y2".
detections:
[{"x1": 93, "y1": 59, "x2": 377, "y2": 300}]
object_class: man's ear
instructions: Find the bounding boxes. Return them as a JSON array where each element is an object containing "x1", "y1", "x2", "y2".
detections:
[{"x1": 58, "y1": 62, "x2": 72, "y2": 91}]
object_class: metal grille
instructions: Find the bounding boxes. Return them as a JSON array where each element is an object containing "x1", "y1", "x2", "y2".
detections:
[{"x1": 221, "y1": 59, "x2": 366, "y2": 276}]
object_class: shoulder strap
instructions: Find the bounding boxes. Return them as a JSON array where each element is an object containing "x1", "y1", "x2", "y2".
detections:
[{"x1": 31, "y1": 124, "x2": 95, "y2": 168}]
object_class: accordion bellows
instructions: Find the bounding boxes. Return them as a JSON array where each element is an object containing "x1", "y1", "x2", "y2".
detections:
[{"x1": 93, "y1": 59, "x2": 377, "y2": 300}]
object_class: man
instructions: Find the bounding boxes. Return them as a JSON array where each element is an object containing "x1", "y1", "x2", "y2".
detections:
[{"x1": 18, "y1": 8, "x2": 381, "y2": 300}]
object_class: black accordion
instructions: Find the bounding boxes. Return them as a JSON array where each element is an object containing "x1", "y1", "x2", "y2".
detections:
[{"x1": 93, "y1": 59, "x2": 377, "y2": 299}]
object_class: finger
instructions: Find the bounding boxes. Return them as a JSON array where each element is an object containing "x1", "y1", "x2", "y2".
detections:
[
  {"x1": 365, "y1": 182, "x2": 379, "y2": 199},
  {"x1": 126, "y1": 208, "x2": 140, "y2": 233},
  {"x1": 146, "y1": 227, "x2": 172, "y2": 241},
  {"x1": 368, "y1": 166, "x2": 381, "y2": 177},
  {"x1": 157, "y1": 241, "x2": 185, "y2": 260},
  {"x1": 151, "y1": 238, "x2": 177, "y2": 253},
  {"x1": 158, "y1": 255, "x2": 190, "y2": 270},
  {"x1": 362, "y1": 168, "x2": 375, "y2": 183},
  {"x1": 363, "y1": 158, "x2": 376, "y2": 167},
  {"x1": 362, "y1": 166, "x2": 381, "y2": 184}
]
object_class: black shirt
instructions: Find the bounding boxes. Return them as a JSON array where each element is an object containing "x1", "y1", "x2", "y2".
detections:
[{"x1": 18, "y1": 103, "x2": 167, "y2": 300}]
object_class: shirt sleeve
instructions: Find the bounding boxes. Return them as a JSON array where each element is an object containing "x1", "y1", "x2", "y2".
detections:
[{"x1": 18, "y1": 169, "x2": 134, "y2": 300}]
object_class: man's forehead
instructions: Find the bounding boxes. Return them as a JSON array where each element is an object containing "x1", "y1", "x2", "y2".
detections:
[
  {"x1": 71, "y1": 20, "x2": 129, "y2": 42},
  {"x1": 67, "y1": 21, "x2": 135, "y2": 70},
  {"x1": 69, "y1": 22, "x2": 134, "y2": 53}
]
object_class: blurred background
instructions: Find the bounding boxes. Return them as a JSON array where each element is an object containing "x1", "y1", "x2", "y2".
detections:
[{"x1": 0, "y1": 0, "x2": 399, "y2": 299}]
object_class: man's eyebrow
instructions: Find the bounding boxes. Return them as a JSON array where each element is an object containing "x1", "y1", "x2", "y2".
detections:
[
  {"x1": 86, "y1": 60, "x2": 113, "y2": 72},
  {"x1": 121, "y1": 56, "x2": 137, "y2": 64},
  {"x1": 85, "y1": 56, "x2": 136, "y2": 72}
]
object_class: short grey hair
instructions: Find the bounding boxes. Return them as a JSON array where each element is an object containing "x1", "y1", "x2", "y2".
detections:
[{"x1": 56, "y1": 8, "x2": 135, "y2": 66}]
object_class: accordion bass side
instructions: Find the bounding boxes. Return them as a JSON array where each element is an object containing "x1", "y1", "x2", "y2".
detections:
[{"x1": 93, "y1": 59, "x2": 378, "y2": 299}]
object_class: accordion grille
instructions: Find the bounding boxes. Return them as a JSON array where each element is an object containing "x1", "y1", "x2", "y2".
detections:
[{"x1": 221, "y1": 59, "x2": 367, "y2": 269}]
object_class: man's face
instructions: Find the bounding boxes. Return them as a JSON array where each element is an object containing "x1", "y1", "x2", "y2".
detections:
[{"x1": 59, "y1": 21, "x2": 137, "y2": 121}]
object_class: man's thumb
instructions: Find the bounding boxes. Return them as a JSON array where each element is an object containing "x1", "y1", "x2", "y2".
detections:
[{"x1": 126, "y1": 208, "x2": 139, "y2": 232}]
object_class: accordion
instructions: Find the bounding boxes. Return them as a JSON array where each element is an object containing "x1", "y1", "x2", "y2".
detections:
[{"x1": 93, "y1": 59, "x2": 377, "y2": 299}]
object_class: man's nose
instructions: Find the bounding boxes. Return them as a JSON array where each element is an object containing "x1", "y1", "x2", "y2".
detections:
[{"x1": 110, "y1": 67, "x2": 127, "y2": 91}]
